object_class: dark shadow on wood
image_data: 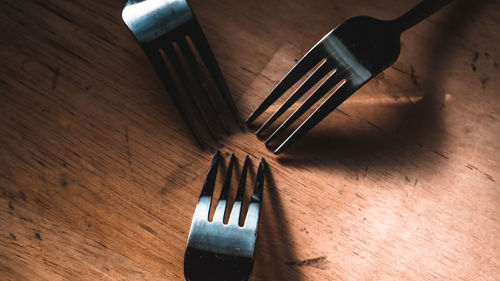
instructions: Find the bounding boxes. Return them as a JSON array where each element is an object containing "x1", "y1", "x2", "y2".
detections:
[{"x1": 252, "y1": 166, "x2": 304, "y2": 281}]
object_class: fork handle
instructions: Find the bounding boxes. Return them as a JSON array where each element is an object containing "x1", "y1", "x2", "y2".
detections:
[{"x1": 392, "y1": 0, "x2": 453, "y2": 32}]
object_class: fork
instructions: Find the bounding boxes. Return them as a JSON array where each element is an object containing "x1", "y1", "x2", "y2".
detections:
[
  {"x1": 184, "y1": 151, "x2": 266, "y2": 281},
  {"x1": 246, "y1": 0, "x2": 452, "y2": 154},
  {"x1": 122, "y1": 0, "x2": 241, "y2": 147}
]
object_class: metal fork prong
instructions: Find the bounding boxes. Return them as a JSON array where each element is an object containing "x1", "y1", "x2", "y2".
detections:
[
  {"x1": 228, "y1": 155, "x2": 250, "y2": 226},
  {"x1": 194, "y1": 151, "x2": 221, "y2": 219},
  {"x1": 274, "y1": 81, "x2": 358, "y2": 154},
  {"x1": 147, "y1": 50, "x2": 204, "y2": 148},
  {"x1": 178, "y1": 37, "x2": 231, "y2": 135},
  {"x1": 256, "y1": 60, "x2": 332, "y2": 135},
  {"x1": 213, "y1": 153, "x2": 235, "y2": 222},
  {"x1": 265, "y1": 69, "x2": 344, "y2": 145},
  {"x1": 164, "y1": 44, "x2": 218, "y2": 141},
  {"x1": 244, "y1": 158, "x2": 266, "y2": 228},
  {"x1": 190, "y1": 29, "x2": 242, "y2": 128},
  {"x1": 246, "y1": 48, "x2": 323, "y2": 124}
]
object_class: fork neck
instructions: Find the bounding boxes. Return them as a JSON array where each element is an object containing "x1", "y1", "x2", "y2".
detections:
[{"x1": 391, "y1": 0, "x2": 453, "y2": 33}]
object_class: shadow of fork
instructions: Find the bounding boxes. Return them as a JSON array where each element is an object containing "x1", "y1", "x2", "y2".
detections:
[{"x1": 252, "y1": 167, "x2": 304, "y2": 281}]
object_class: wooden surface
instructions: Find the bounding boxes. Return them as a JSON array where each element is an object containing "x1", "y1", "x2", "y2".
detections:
[{"x1": 1, "y1": 0, "x2": 500, "y2": 280}]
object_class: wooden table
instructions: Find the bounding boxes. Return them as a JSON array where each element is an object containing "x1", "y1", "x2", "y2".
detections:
[{"x1": 1, "y1": 0, "x2": 499, "y2": 280}]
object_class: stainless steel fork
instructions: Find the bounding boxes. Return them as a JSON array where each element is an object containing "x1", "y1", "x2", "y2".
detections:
[
  {"x1": 247, "y1": 0, "x2": 452, "y2": 154},
  {"x1": 122, "y1": 0, "x2": 241, "y2": 147},
  {"x1": 184, "y1": 151, "x2": 266, "y2": 281}
]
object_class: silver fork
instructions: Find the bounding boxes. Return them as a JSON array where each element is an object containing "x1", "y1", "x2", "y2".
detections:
[
  {"x1": 246, "y1": 0, "x2": 452, "y2": 154},
  {"x1": 184, "y1": 151, "x2": 266, "y2": 281},
  {"x1": 122, "y1": 0, "x2": 241, "y2": 147}
]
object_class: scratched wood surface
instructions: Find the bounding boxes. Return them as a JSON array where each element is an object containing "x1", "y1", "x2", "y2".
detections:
[{"x1": 1, "y1": 0, "x2": 499, "y2": 280}]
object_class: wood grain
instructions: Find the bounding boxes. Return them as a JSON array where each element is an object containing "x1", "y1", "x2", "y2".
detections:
[{"x1": 1, "y1": 0, "x2": 499, "y2": 280}]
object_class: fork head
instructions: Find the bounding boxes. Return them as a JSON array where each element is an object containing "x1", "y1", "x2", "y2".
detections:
[
  {"x1": 246, "y1": 16, "x2": 401, "y2": 154},
  {"x1": 122, "y1": 0, "x2": 241, "y2": 148},
  {"x1": 184, "y1": 151, "x2": 266, "y2": 281}
]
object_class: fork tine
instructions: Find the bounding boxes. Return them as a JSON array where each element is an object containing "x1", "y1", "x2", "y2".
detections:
[
  {"x1": 213, "y1": 153, "x2": 235, "y2": 222},
  {"x1": 246, "y1": 48, "x2": 323, "y2": 124},
  {"x1": 228, "y1": 155, "x2": 250, "y2": 226},
  {"x1": 274, "y1": 81, "x2": 359, "y2": 154},
  {"x1": 244, "y1": 158, "x2": 266, "y2": 228},
  {"x1": 194, "y1": 151, "x2": 220, "y2": 219},
  {"x1": 178, "y1": 37, "x2": 231, "y2": 135},
  {"x1": 256, "y1": 60, "x2": 333, "y2": 135},
  {"x1": 250, "y1": 158, "x2": 266, "y2": 204},
  {"x1": 146, "y1": 50, "x2": 204, "y2": 148},
  {"x1": 265, "y1": 68, "x2": 344, "y2": 144},
  {"x1": 164, "y1": 43, "x2": 218, "y2": 141},
  {"x1": 190, "y1": 28, "x2": 242, "y2": 128}
]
